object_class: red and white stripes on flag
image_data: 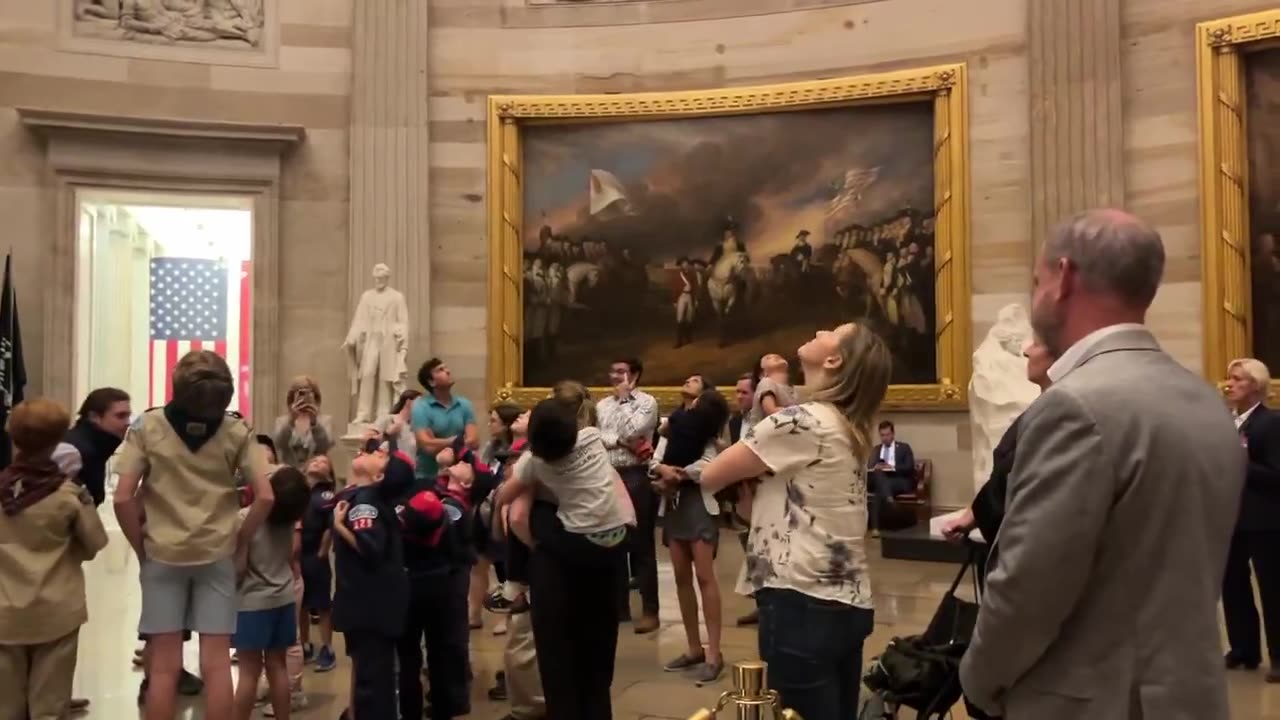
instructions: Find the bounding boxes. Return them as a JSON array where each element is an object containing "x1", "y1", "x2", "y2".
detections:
[{"x1": 148, "y1": 257, "x2": 252, "y2": 418}]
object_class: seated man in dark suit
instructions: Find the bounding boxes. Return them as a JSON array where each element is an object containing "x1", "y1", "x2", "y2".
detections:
[
  {"x1": 867, "y1": 420, "x2": 915, "y2": 532},
  {"x1": 1223, "y1": 357, "x2": 1280, "y2": 682}
]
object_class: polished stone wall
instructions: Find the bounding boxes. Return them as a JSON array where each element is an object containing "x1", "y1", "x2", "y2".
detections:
[
  {"x1": 0, "y1": 0, "x2": 354, "y2": 423},
  {"x1": 0, "y1": 0, "x2": 1266, "y2": 508}
]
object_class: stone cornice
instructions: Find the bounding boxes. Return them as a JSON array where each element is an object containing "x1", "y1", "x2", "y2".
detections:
[{"x1": 17, "y1": 108, "x2": 305, "y2": 147}]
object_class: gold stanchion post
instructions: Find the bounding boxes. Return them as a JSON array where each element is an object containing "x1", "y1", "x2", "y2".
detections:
[{"x1": 684, "y1": 660, "x2": 803, "y2": 720}]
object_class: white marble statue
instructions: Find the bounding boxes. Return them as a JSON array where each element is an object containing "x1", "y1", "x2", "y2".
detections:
[
  {"x1": 343, "y1": 263, "x2": 409, "y2": 427},
  {"x1": 968, "y1": 303, "x2": 1039, "y2": 491}
]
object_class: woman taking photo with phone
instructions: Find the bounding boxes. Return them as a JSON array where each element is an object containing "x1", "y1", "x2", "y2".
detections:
[{"x1": 699, "y1": 323, "x2": 890, "y2": 720}]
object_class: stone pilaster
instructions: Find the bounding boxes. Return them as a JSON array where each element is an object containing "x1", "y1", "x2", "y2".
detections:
[
  {"x1": 1028, "y1": 0, "x2": 1125, "y2": 244},
  {"x1": 348, "y1": 0, "x2": 431, "y2": 362}
]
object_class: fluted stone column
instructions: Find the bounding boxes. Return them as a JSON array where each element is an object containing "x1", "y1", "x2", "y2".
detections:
[
  {"x1": 1028, "y1": 0, "x2": 1125, "y2": 244},
  {"x1": 348, "y1": 0, "x2": 431, "y2": 360}
]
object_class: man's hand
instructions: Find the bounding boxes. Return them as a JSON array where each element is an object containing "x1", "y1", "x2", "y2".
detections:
[
  {"x1": 655, "y1": 464, "x2": 681, "y2": 484},
  {"x1": 873, "y1": 462, "x2": 892, "y2": 471},
  {"x1": 940, "y1": 508, "x2": 976, "y2": 543},
  {"x1": 614, "y1": 372, "x2": 634, "y2": 400},
  {"x1": 334, "y1": 500, "x2": 349, "y2": 526}
]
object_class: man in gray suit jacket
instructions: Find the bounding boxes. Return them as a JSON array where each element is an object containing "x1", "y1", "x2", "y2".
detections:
[{"x1": 960, "y1": 209, "x2": 1245, "y2": 720}]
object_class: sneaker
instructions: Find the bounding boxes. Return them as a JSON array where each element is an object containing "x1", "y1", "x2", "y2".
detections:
[
  {"x1": 302, "y1": 643, "x2": 315, "y2": 664},
  {"x1": 262, "y1": 691, "x2": 308, "y2": 716},
  {"x1": 663, "y1": 652, "x2": 706, "y2": 672},
  {"x1": 178, "y1": 670, "x2": 204, "y2": 696},
  {"x1": 484, "y1": 589, "x2": 530, "y2": 615},
  {"x1": 314, "y1": 645, "x2": 337, "y2": 673},
  {"x1": 694, "y1": 659, "x2": 725, "y2": 686},
  {"x1": 633, "y1": 614, "x2": 660, "y2": 634}
]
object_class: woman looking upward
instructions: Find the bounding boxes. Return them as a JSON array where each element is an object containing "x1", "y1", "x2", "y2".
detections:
[{"x1": 700, "y1": 322, "x2": 890, "y2": 720}]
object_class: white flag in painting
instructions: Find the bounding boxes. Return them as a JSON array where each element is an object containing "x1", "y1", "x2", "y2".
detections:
[
  {"x1": 827, "y1": 168, "x2": 881, "y2": 218},
  {"x1": 589, "y1": 169, "x2": 632, "y2": 217}
]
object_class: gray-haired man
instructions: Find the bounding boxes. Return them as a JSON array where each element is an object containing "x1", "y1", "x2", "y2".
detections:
[{"x1": 960, "y1": 209, "x2": 1243, "y2": 720}]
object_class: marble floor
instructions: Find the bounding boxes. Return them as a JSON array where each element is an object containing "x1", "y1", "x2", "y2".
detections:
[{"x1": 69, "y1": 508, "x2": 1280, "y2": 719}]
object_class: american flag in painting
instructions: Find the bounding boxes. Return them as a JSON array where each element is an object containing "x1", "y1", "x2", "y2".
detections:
[{"x1": 149, "y1": 257, "x2": 252, "y2": 418}]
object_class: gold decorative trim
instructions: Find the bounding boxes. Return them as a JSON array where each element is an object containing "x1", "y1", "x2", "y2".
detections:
[
  {"x1": 486, "y1": 64, "x2": 972, "y2": 414},
  {"x1": 492, "y1": 382, "x2": 969, "y2": 417},
  {"x1": 1203, "y1": 13, "x2": 1280, "y2": 48},
  {"x1": 493, "y1": 68, "x2": 958, "y2": 120},
  {"x1": 1197, "y1": 10, "x2": 1280, "y2": 390}
]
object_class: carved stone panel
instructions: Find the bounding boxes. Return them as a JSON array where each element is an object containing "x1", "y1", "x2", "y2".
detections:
[{"x1": 61, "y1": 0, "x2": 279, "y2": 67}]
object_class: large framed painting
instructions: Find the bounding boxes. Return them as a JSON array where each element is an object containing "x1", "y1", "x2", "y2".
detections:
[
  {"x1": 1199, "y1": 9, "x2": 1280, "y2": 396},
  {"x1": 486, "y1": 64, "x2": 972, "y2": 412}
]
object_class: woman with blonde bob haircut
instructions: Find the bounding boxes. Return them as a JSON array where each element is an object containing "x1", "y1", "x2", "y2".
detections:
[{"x1": 700, "y1": 322, "x2": 890, "y2": 720}]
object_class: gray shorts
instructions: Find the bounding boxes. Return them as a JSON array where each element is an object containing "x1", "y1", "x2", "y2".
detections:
[{"x1": 138, "y1": 558, "x2": 237, "y2": 636}]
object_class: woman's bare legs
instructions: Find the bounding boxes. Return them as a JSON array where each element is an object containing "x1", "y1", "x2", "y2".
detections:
[
  {"x1": 691, "y1": 540, "x2": 722, "y2": 665},
  {"x1": 667, "y1": 540, "x2": 703, "y2": 659}
]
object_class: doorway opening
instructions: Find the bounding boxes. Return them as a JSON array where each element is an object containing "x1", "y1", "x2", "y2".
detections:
[{"x1": 74, "y1": 190, "x2": 254, "y2": 419}]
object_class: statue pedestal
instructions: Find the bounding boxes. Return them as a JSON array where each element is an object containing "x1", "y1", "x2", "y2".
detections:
[{"x1": 346, "y1": 421, "x2": 376, "y2": 438}]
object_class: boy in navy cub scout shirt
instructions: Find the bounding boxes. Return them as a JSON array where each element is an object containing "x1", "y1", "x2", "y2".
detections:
[
  {"x1": 331, "y1": 443, "x2": 412, "y2": 720},
  {"x1": 298, "y1": 455, "x2": 337, "y2": 671},
  {"x1": 395, "y1": 460, "x2": 476, "y2": 720}
]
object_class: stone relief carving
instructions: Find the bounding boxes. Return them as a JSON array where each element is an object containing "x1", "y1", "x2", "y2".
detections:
[
  {"x1": 968, "y1": 304, "x2": 1039, "y2": 491},
  {"x1": 73, "y1": 0, "x2": 264, "y2": 47}
]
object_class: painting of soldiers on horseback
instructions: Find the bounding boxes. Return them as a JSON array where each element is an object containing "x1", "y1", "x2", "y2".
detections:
[{"x1": 518, "y1": 100, "x2": 939, "y2": 388}]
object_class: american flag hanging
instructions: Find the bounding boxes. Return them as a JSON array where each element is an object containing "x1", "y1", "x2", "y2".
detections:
[{"x1": 149, "y1": 257, "x2": 252, "y2": 418}]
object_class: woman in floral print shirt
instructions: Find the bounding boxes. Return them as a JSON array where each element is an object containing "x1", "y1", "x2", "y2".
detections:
[{"x1": 700, "y1": 322, "x2": 890, "y2": 720}]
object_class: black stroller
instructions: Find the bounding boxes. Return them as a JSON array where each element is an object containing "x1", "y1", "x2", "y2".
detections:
[{"x1": 860, "y1": 543, "x2": 987, "y2": 719}]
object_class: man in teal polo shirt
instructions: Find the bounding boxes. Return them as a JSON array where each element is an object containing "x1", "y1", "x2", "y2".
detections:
[{"x1": 410, "y1": 358, "x2": 479, "y2": 479}]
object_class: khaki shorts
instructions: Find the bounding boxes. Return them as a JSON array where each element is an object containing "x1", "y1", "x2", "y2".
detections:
[{"x1": 138, "y1": 558, "x2": 237, "y2": 636}]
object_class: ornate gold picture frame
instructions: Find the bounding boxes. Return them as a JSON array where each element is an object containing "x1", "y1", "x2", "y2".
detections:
[
  {"x1": 1198, "y1": 9, "x2": 1280, "y2": 395},
  {"x1": 486, "y1": 64, "x2": 971, "y2": 413}
]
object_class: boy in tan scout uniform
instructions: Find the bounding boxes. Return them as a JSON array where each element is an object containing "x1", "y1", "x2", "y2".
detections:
[
  {"x1": 114, "y1": 350, "x2": 275, "y2": 720},
  {"x1": 0, "y1": 398, "x2": 109, "y2": 720}
]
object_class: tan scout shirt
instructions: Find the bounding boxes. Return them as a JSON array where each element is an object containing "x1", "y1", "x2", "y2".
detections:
[
  {"x1": 0, "y1": 481, "x2": 108, "y2": 645},
  {"x1": 116, "y1": 411, "x2": 268, "y2": 566}
]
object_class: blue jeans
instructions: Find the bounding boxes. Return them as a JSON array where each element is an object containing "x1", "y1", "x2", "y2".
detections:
[{"x1": 757, "y1": 588, "x2": 874, "y2": 720}]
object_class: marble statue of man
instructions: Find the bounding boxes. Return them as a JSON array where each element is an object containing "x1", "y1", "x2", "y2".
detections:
[
  {"x1": 968, "y1": 303, "x2": 1039, "y2": 491},
  {"x1": 343, "y1": 263, "x2": 409, "y2": 425}
]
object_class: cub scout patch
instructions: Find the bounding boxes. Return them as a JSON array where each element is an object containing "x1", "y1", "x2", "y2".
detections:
[
  {"x1": 349, "y1": 503, "x2": 378, "y2": 530},
  {"x1": 321, "y1": 490, "x2": 335, "y2": 501}
]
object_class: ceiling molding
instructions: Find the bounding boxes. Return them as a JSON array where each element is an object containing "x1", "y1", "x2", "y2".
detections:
[{"x1": 495, "y1": 0, "x2": 887, "y2": 29}]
